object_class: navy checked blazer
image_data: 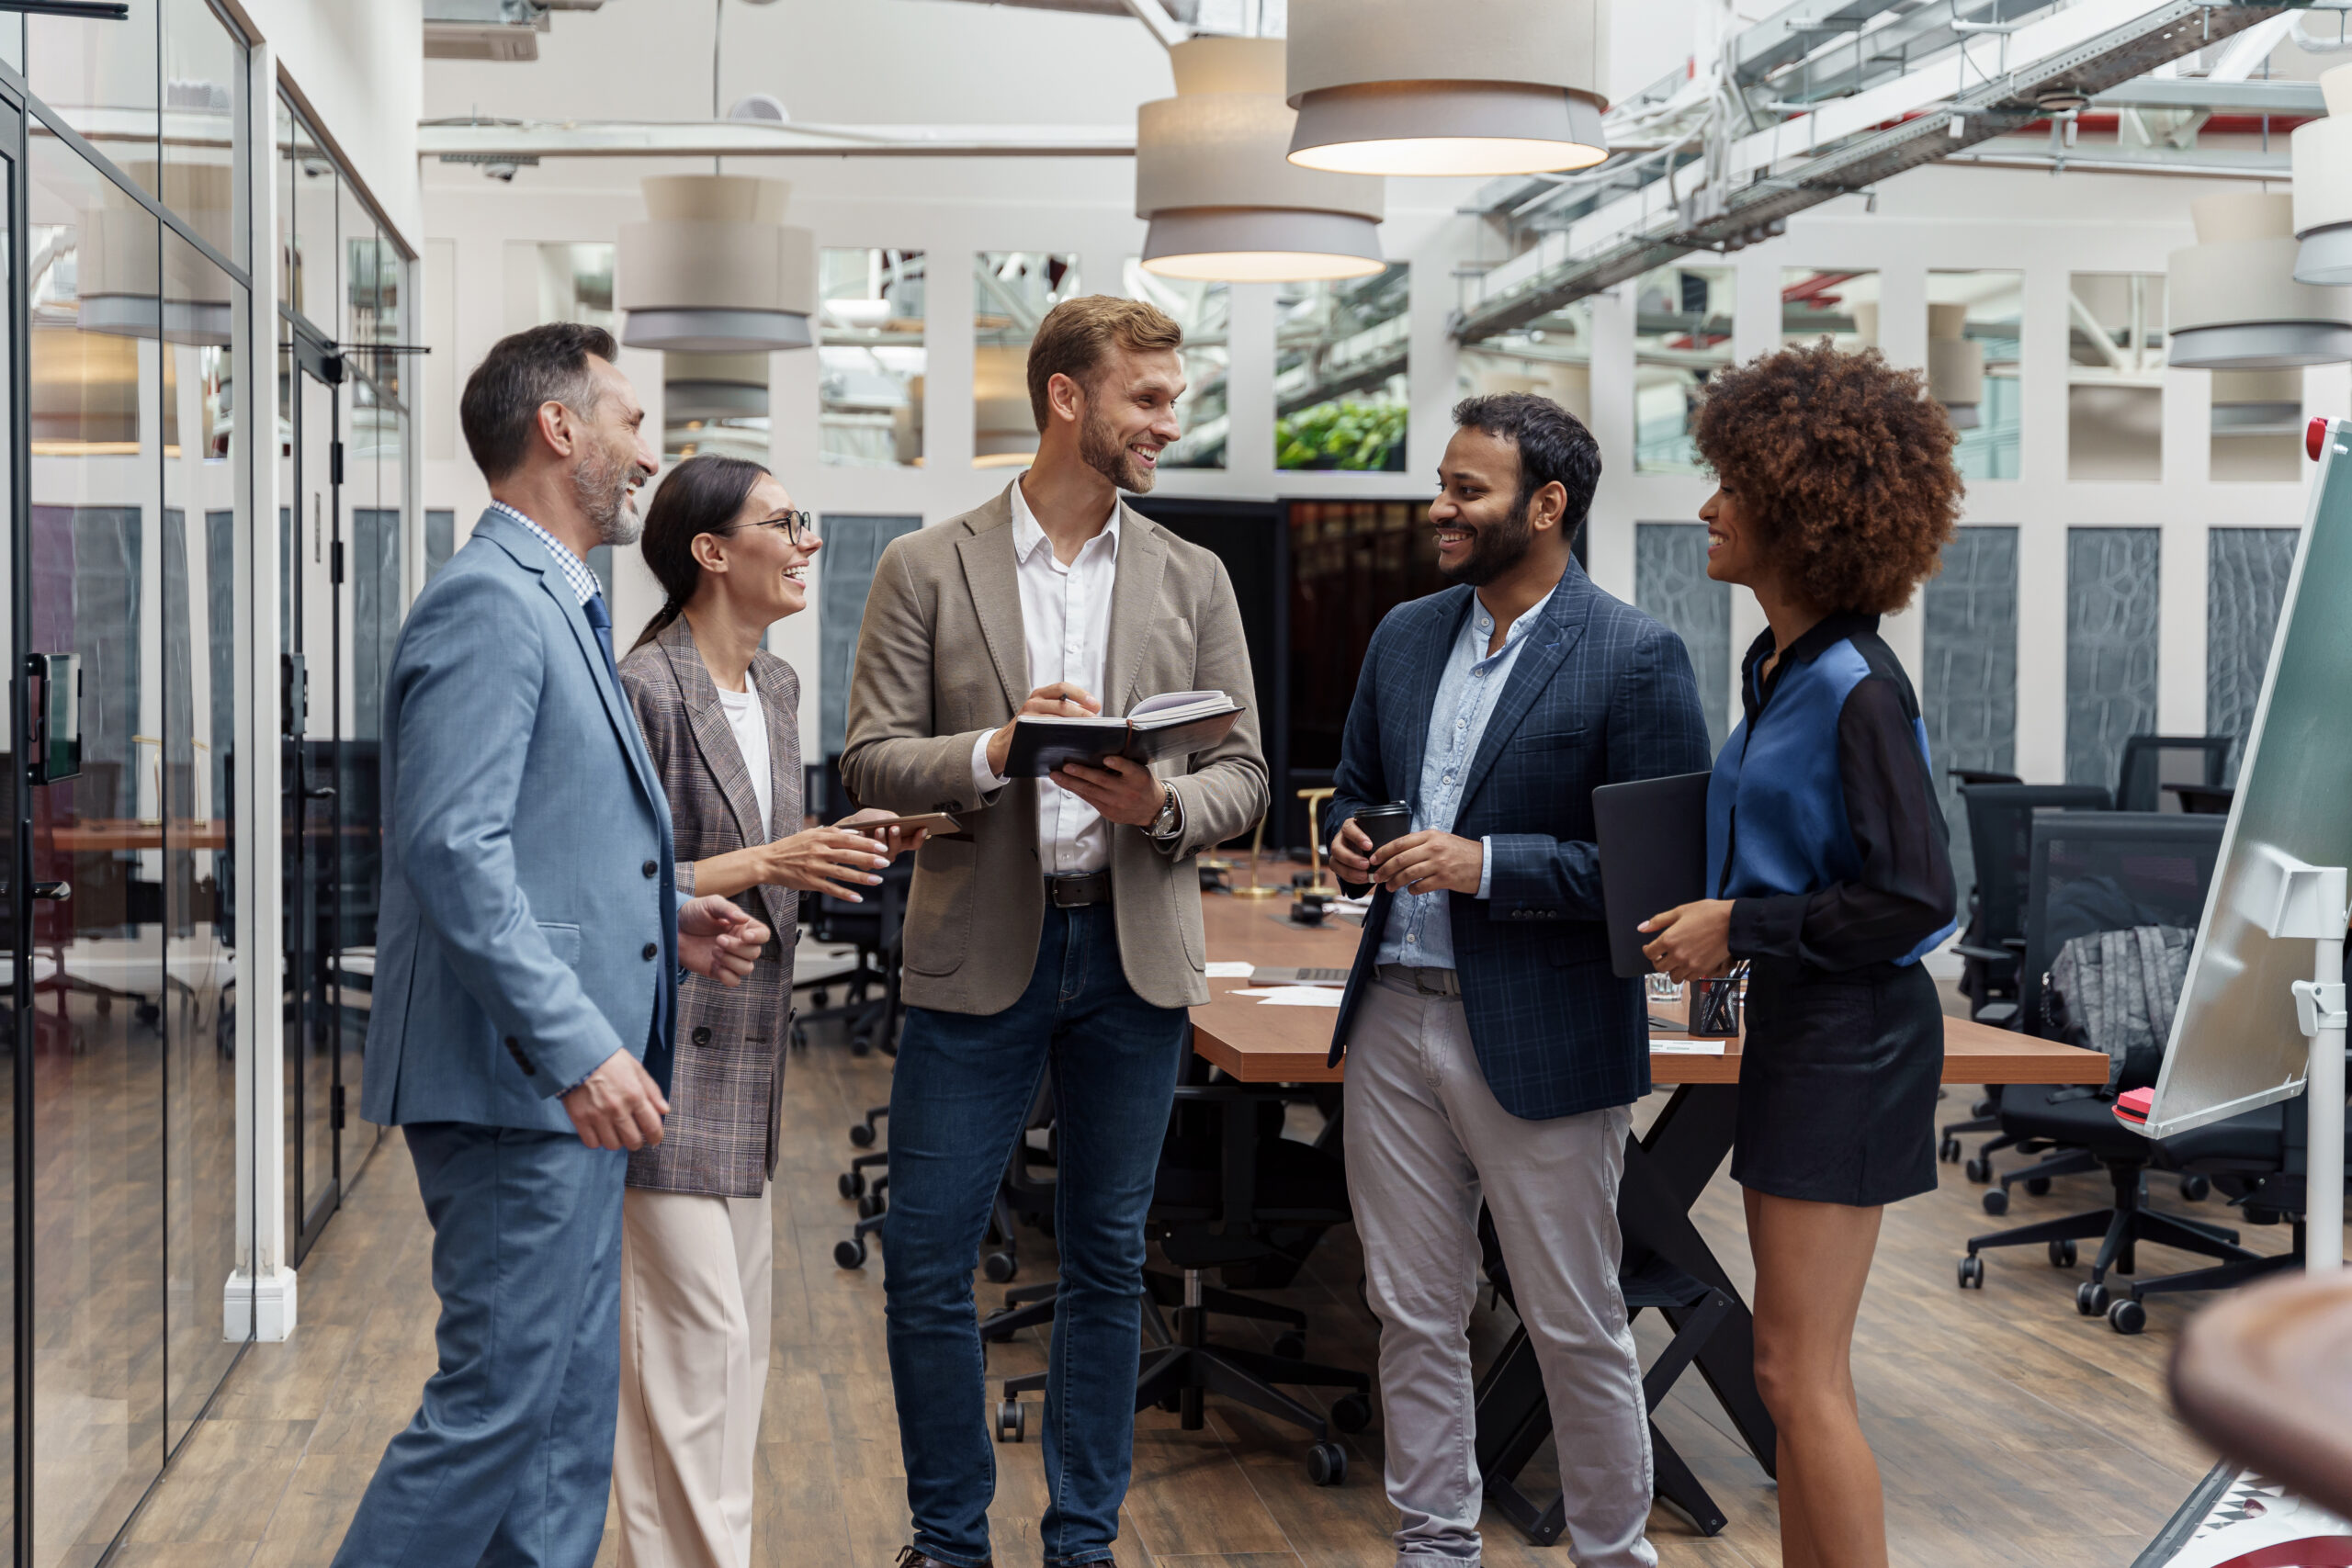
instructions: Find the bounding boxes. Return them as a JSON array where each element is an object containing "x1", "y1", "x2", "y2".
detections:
[{"x1": 1326, "y1": 564, "x2": 1713, "y2": 1120}]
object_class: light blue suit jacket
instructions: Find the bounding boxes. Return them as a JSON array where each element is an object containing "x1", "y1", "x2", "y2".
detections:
[{"x1": 360, "y1": 509, "x2": 681, "y2": 1133}]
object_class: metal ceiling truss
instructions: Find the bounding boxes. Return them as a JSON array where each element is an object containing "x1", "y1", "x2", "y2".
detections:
[{"x1": 1452, "y1": 0, "x2": 2295, "y2": 347}]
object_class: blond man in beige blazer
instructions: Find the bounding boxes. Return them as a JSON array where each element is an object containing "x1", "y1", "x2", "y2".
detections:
[{"x1": 842, "y1": 296, "x2": 1266, "y2": 1568}]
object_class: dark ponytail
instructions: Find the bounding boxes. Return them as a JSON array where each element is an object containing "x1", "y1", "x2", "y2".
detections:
[{"x1": 630, "y1": 454, "x2": 774, "y2": 651}]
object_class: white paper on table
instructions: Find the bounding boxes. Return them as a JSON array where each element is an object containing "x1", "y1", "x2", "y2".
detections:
[
  {"x1": 1254, "y1": 987, "x2": 1346, "y2": 1008},
  {"x1": 1204, "y1": 961, "x2": 1255, "y2": 978},
  {"x1": 1649, "y1": 1039, "x2": 1726, "y2": 1055}
]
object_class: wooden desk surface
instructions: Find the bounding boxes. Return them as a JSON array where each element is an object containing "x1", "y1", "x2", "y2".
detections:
[{"x1": 1190, "y1": 871, "x2": 2109, "y2": 1088}]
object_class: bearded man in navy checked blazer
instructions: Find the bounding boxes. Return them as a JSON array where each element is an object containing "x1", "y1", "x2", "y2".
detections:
[{"x1": 1324, "y1": 393, "x2": 1712, "y2": 1568}]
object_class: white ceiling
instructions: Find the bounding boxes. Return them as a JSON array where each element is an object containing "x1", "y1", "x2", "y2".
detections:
[{"x1": 424, "y1": 0, "x2": 1177, "y2": 130}]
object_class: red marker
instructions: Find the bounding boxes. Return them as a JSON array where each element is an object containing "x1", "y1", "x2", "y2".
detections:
[{"x1": 2309, "y1": 415, "x2": 2331, "y2": 463}]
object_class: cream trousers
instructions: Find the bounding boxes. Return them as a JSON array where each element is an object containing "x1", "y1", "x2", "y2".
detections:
[{"x1": 614, "y1": 1184, "x2": 773, "y2": 1568}]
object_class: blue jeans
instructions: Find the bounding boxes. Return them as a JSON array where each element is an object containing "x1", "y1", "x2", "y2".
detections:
[
  {"x1": 884, "y1": 903, "x2": 1188, "y2": 1568},
  {"x1": 333, "y1": 1123, "x2": 627, "y2": 1568}
]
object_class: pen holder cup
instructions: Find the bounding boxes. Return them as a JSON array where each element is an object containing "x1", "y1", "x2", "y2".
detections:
[
  {"x1": 1340, "y1": 803, "x2": 1412, "y2": 899},
  {"x1": 1687, "y1": 976, "x2": 1742, "y2": 1038}
]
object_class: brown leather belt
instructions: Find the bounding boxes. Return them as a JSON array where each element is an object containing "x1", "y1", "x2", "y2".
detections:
[{"x1": 1046, "y1": 871, "x2": 1112, "y2": 908}]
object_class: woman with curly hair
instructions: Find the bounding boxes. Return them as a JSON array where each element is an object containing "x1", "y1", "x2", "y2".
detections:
[{"x1": 1640, "y1": 340, "x2": 1962, "y2": 1568}]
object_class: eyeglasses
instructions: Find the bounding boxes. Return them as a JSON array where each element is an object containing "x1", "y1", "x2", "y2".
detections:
[{"x1": 738, "y1": 510, "x2": 815, "y2": 546}]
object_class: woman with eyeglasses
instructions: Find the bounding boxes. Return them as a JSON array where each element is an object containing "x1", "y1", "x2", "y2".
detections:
[{"x1": 610, "y1": 454, "x2": 917, "y2": 1568}]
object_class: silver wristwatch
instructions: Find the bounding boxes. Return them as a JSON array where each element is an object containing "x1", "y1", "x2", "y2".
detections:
[{"x1": 1150, "y1": 782, "x2": 1182, "y2": 840}]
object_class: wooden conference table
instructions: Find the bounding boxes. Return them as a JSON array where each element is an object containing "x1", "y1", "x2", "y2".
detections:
[{"x1": 1188, "y1": 879, "x2": 2108, "y2": 1538}]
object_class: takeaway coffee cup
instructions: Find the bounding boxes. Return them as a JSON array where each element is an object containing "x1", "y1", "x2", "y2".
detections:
[{"x1": 1342, "y1": 802, "x2": 1413, "y2": 897}]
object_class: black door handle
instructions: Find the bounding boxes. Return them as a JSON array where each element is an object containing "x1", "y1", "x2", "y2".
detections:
[{"x1": 31, "y1": 881, "x2": 71, "y2": 902}]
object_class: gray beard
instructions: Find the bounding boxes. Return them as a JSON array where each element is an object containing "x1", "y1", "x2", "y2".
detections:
[{"x1": 576, "y1": 447, "x2": 641, "y2": 547}]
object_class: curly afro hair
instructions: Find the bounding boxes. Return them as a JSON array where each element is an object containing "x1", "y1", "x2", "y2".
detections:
[{"x1": 1690, "y1": 340, "x2": 1962, "y2": 615}]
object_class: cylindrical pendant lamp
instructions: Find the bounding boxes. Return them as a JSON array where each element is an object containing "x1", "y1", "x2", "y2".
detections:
[
  {"x1": 1285, "y1": 0, "x2": 1610, "y2": 177},
  {"x1": 619, "y1": 175, "x2": 816, "y2": 353},
  {"x1": 2293, "y1": 64, "x2": 2352, "y2": 285},
  {"x1": 2169, "y1": 191, "x2": 2352, "y2": 370},
  {"x1": 1139, "y1": 37, "x2": 1385, "y2": 283},
  {"x1": 1928, "y1": 303, "x2": 1984, "y2": 430}
]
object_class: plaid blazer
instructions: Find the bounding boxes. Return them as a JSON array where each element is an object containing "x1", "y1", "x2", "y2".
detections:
[
  {"x1": 1326, "y1": 566, "x2": 1713, "y2": 1120},
  {"x1": 619, "y1": 616, "x2": 803, "y2": 1197}
]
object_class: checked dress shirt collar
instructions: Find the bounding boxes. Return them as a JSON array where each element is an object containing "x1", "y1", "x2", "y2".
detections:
[{"x1": 489, "y1": 500, "x2": 603, "y2": 608}]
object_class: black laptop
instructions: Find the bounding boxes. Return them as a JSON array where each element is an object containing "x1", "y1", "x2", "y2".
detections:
[{"x1": 1591, "y1": 770, "x2": 1713, "y2": 979}]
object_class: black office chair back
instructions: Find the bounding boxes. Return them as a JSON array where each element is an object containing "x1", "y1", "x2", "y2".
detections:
[
  {"x1": 2115, "y1": 734, "x2": 2233, "y2": 813},
  {"x1": 2019, "y1": 812, "x2": 2223, "y2": 1067},
  {"x1": 817, "y1": 753, "x2": 857, "y2": 825},
  {"x1": 1962, "y1": 784, "x2": 2113, "y2": 950}
]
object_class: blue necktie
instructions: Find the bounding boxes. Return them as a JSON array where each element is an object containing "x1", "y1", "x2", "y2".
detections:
[{"x1": 583, "y1": 592, "x2": 622, "y2": 693}]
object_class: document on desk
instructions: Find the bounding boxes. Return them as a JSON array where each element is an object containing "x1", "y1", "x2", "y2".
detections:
[
  {"x1": 1649, "y1": 1039, "x2": 1727, "y2": 1055},
  {"x1": 1230, "y1": 987, "x2": 1347, "y2": 1007},
  {"x1": 1204, "y1": 962, "x2": 1256, "y2": 978}
]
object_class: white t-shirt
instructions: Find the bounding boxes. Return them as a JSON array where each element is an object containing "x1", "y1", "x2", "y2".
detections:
[{"x1": 716, "y1": 682, "x2": 773, "y2": 840}]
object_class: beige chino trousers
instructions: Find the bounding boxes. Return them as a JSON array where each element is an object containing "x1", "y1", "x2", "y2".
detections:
[{"x1": 615, "y1": 1184, "x2": 774, "y2": 1568}]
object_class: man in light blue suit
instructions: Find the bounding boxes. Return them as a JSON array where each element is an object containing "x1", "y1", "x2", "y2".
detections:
[{"x1": 334, "y1": 323, "x2": 770, "y2": 1568}]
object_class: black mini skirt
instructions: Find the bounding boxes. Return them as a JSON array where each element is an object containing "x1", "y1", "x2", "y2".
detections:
[{"x1": 1730, "y1": 956, "x2": 1944, "y2": 1208}]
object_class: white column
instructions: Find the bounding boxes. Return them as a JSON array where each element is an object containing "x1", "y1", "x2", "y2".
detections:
[{"x1": 228, "y1": 39, "x2": 297, "y2": 1343}]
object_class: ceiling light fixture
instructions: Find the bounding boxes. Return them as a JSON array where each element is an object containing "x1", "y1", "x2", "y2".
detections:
[
  {"x1": 2169, "y1": 191, "x2": 2352, "y2": 371},
  {"x1": 1138, "y1": 37, "x2": 1385, "y2": 284},
  {"x1": 2296, "y1": 64, "x2": 2352, "y2": 284},
  {"x1": 1284, "y1": 0, "x2": 1609, "y2": 178},
  {"x1": 618, "y1": 174, "x2": 816, "y2": 353},
  {"x1": 1928, "y1": 303, "x2": 1984, "y2": 430}
]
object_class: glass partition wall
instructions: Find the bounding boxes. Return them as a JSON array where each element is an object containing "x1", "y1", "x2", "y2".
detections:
[
  {"x1": 277, "y1": 93, "x2": 403, "y2": 1266},
  {"x1": 3, "y1": 0, "x2": 285, "y2": 1560}
]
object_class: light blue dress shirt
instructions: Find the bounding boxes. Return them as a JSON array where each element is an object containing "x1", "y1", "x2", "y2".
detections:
[{"x1": 1377, "y1": 581, "x2": 1560, "y2": 971}]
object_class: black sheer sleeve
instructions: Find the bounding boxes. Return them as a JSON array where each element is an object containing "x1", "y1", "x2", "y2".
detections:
[{"x1": 1728, "y1": 676, "x2": 1957, "y2": 969}]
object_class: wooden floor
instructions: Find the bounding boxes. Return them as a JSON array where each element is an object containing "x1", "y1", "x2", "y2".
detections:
[{"x1": 110, "y1": 1000, "x2": 2328, "y2": 1568}]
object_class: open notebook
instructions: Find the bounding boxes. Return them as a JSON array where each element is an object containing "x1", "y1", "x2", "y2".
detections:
[{"x1": 1001, "y1": 690, "x2": 1243, "y2": 778}]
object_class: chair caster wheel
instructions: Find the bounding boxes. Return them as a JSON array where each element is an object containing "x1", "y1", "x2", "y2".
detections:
[
  {"x1": 1957, "y1": 1255, "x2": 1984, "y2": 1290},
  {"x1": 2076, "y1": 1281, "x2": 2109, "y2": 1316},
  {"x1": 834, "y1": 1237, "x2": 867, "y2": 1269},
  {"x1": 2108, "y1": 1298, "x2": 2146, "y2": 1336},
  {"x1": 1981, "y1": 1188, "x2": 2008, "y2": 1216},
  {"x1": 1272, "y1": 1331, "x2": 1306, "y2": 1361},
  {"x1": 1939, "y1": 1134, "x2": 1962, "y2": 1164},
  {"x1": 812, "y1": 987, "x2": 830, "y2": 1007},
  {"x1": 983, "y1": 1252, "x2": 1017, "y2": 1284},
  {"x1": 2179, "y1": 1174, "x2": 2211, "y2": 1202},
  {"x1": 996, "y1": 1400, "x2": 1024, "y2": 1443},
  {"x1": 1330, "y1": 1393, "x2": 1371, "y2": 1434},
  {"x1": 849, "y1": 1122, "x2": 876, "y2": 1148},
  {"x1": 1157, "y1": 1392, "x2": 1182, "y2": 1414},
  {"x1": 2025, "y1": 1177, "x2": 2052, "y2": 1197},
  {"x1": 2048, "y1": 1239, "x2": 2077, "y2": 1268},
  {"x1": 1964, "y1": 1156, "x2": 1991, "y2": 1184},
  {"x1": 851, "y1": 1036, "x2": 872, "y2": 1058},
  {"x1": 1306, "y1": 1442, "x2": 1347, "y2": 1487},
  {"x1": 857, "y1": 1194, "x2": 885, "y2": 1221},
  {"x1": 839, "y1": 1171, "x2": 866, "y2": 1200}
]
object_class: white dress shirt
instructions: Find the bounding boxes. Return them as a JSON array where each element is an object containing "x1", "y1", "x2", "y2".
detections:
[{"x1": 967, "y1": 479, "x2": 1123, "y2": 874}]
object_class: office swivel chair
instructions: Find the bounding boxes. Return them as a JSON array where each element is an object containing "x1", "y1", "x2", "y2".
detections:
[
  {"x1": 2088, "y1": 1065, "x2": 2352, "y2": 1334},
  {"x1": 2114, "y1": 734, "x2": 2233, "y2": 813},
  {"x1": 1942, "y1": 784, "x2": 2113, "y2": 1179},
  {"x1": 1957, "y1": 812, "x2": 2256, "y2": 1316},
  {"x1": 992, "y1": 1070, "x2": 1371, "y2": 1487},
  {"x1": 792, "y1": 754, "x2": 911, "y2": 1057}
]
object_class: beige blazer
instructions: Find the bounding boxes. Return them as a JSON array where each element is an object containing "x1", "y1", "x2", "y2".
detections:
[{"x1": 841, "y1": 483, "x2": 1268, "y2": 1015}]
